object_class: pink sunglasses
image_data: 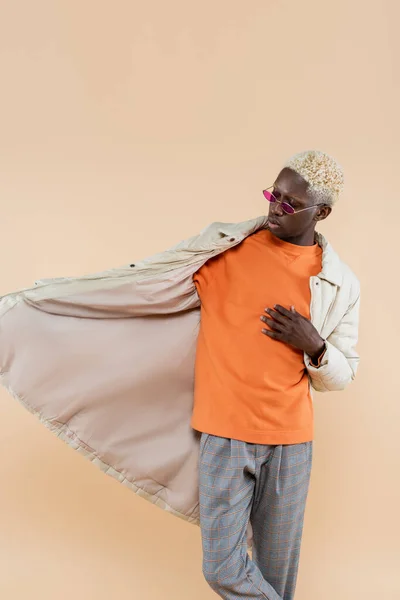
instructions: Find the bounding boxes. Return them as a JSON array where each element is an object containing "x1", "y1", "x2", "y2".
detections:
[{"x1": 263, "y1": 187, "x2": 324, "y2": 215}]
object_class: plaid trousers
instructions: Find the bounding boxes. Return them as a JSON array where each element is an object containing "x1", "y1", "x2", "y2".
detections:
[{"x1": 199, "y1": 433, "x2": 313, "y2": 600}]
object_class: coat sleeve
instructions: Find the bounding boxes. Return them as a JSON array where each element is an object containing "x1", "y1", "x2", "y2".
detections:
[{"x1": 305, "y1": 291, "x2": 360, "y2": 392}]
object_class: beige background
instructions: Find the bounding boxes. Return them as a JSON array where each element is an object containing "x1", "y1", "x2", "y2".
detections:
[{"x1": 0, "y1": 1, "x2": 398, "y2": 598}]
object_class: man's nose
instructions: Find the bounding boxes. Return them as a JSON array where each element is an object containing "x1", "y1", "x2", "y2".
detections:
[{"x1": 271, "y1": 201, "x2": 285, "y2": 216}]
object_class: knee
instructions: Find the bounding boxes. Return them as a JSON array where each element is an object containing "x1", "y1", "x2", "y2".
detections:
[
  {"x1": 202, "y1": 561, "x2": 237, "y2": 594},
  {"x1": 202, "y1": 563, "x2": 218, "y2": 587}
]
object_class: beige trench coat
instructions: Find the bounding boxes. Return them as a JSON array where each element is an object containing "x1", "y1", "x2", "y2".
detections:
[{"x1": 0, "y1": 215, "x2": 360, "y2": 527}]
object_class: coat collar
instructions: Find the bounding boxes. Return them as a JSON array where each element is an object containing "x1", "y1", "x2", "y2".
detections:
[{"x1": 217, "y1": 216, "x2": 343, "y2": 287}]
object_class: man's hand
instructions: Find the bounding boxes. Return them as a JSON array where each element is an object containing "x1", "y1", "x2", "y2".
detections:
[{"x1": 260, "y1": 304, "x2": 326, "y2": 362}]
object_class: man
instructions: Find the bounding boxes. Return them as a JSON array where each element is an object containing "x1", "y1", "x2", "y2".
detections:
[
  {"x1": 191, "y1": 150, "x2": 360, "y2": 600},
  {"x1": 0, "y1": 151, "x2": 359, "y2": 600}
]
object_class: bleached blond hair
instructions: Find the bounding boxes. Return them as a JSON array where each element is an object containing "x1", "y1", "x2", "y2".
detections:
[{"x1": 284, "y1": 150, "x2": 344, "y2": 206}]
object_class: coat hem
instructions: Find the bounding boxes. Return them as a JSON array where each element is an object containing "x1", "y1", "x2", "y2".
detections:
[{"x1": 0, "y1": 374, "x2": 200, "y2": 527}]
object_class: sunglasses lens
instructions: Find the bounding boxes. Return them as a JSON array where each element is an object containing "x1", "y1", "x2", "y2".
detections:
[
  {"x1": 263, "y1": 191, "x2": 296, "y2": 214},
  {"x1": 282, "y1": 203, "x2": 295, "y2": 214},
  {"x1": 263, "y1": 190, "x2": 275, "y2": 202}
]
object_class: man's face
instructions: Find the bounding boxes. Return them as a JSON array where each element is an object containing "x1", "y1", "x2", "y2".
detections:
[{"x1": 267, "y1": 168, "x2": 330, "y2": 240}]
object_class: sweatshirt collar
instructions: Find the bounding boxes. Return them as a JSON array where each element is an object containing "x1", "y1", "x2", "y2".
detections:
[{"x1": 217, "y1": 216, "x2": 343, "y2": 287}]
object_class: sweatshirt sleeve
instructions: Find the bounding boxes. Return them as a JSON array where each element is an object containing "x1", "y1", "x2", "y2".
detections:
[
  {"x1": 193, "y1": 255, "x2": 223, "y2": 297},
  {"x1": 305, "y1": 292, "x2": 360, "y2": 392}
]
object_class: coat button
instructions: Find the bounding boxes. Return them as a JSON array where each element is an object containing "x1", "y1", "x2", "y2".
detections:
[{"x1": 229, "y1": 237, "x2": 235, "y2": 242}]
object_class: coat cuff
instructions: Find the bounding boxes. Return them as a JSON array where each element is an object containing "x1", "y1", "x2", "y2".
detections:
[{"x1": 308, "y1": 342, "x2": 327, "y2": 368}]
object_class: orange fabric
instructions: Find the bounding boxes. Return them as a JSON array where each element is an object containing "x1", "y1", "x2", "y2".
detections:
[{"x1": 192, "y1": 229, "x2": 323, "y2": 445}]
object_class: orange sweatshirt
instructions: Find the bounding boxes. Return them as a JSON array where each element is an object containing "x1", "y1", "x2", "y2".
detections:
[{"x1": 191, "y1": 228, "x2": 323, "y2": 445}]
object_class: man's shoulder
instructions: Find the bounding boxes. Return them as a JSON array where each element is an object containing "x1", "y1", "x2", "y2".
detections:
[
  {"x1": 339, "y1": 259, "x2": 360, "y2": 300},
  {"x1": 322, "y1": 235, "x2": 360, "y2": 297}
]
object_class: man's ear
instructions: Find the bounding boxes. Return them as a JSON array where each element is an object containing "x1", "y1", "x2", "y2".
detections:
[{"x1": 315, "y1": 206, "x2": 332, "y2": 222}]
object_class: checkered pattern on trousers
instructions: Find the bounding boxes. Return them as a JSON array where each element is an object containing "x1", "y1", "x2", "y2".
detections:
[{"x1": 199, "y1": 433, "x2": 313, "y2": 600}]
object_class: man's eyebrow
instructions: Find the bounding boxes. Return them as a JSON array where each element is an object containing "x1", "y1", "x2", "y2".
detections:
[{"x1": 272, "y1": 183, "x2": 302, "y2": 201}]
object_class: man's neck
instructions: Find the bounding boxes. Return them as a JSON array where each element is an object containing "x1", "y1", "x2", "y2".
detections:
[{"x1": 272, "y1": 230, "x2": 316, "y2": 247}]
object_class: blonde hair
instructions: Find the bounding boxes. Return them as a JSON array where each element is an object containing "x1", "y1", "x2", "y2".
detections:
[{"x1": 284, "y1": 150, "x2": 344, "y2": 206}]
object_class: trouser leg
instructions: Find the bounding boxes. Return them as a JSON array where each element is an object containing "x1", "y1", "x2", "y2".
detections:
[
  {"x1": 199, "y1": 433, "x2": 283, "y2": 600},
  {"x1": 250, "y1": 442, "x2": 313, "y2": 600}
]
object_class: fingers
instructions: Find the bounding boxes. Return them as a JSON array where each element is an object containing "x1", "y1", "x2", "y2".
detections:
[
  {"x1": 262, "y1": 329, "x2": 286, "y2": 342},
  {"x1": 260, "y1": 304, "x2": 303, "y2": 344},
  {"x1": 260, "y1": 315, "x2": 282, "y2": 331},
  {"x1": 273, "y1": 304, "x2": 295, "y2": 318},
  {"x1": 263, "y1": 308, "x2": 287, "y2": 326}
]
